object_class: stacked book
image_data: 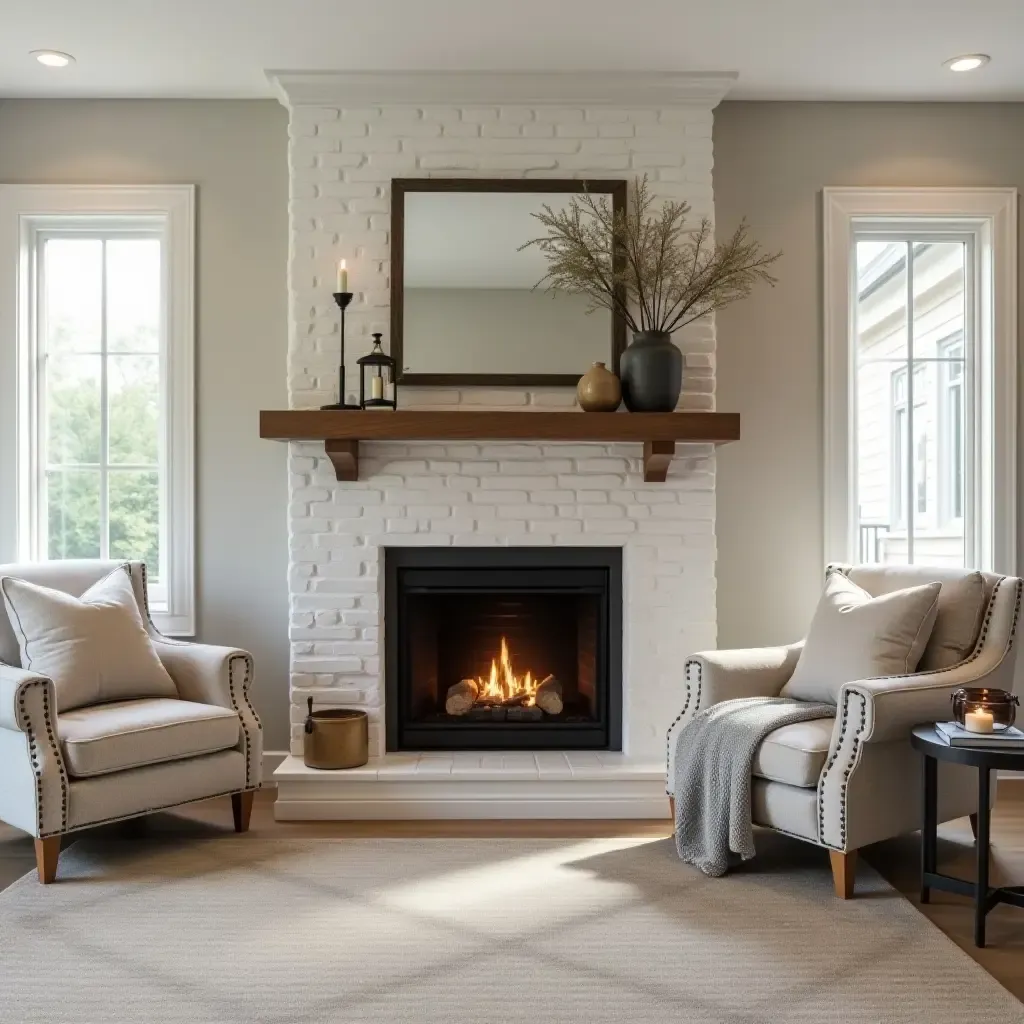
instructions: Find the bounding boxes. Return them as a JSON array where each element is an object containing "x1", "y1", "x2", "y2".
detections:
[{"x1": 935, "y1": 721, "x2": 1024, "y2": 748}]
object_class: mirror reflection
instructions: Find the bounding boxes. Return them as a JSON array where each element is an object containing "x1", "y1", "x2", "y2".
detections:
[{"x1": 396, "y1": 186, "x2": 622, "y2": 382}]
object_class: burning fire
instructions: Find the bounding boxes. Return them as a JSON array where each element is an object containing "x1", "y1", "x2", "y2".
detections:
[{"x1": 477, "y1": 637, "x2": 538, "y2": 706}]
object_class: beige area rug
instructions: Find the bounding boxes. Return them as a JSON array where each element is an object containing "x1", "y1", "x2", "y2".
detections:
[{"x1": 1, "y1": 832, "x2": 1021, "y2": 1024}]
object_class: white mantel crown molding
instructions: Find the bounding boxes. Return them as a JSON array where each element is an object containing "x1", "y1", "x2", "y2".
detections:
[{"x1": 267, "y1": 69, "x2": 738, "y2": 109}]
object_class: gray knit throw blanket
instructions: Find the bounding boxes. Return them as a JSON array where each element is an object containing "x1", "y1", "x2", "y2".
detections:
[{"x1": 673, "y1": 696, "x2": 835, "y2": 877}]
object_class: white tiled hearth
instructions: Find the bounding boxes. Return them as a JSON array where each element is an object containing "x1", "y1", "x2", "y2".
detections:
[
  {"x1": 271, "y1": 70, "x2": 733, "y2": 819},
  {"x1": 274, "y1": 752, "x2": 665, "y2": 820}
]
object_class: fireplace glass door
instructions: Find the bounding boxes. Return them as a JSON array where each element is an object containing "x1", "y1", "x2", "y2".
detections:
[{"x1": 385, "y1": 549, "x2": 622, "y2": 751}]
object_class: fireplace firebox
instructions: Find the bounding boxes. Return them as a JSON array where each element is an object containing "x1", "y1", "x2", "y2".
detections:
[{"x1": 385, "y1": 548, "x2": 622, "y2": 751}]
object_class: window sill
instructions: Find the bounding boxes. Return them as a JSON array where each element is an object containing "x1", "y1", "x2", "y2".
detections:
[{"x1": 150, "y1": 610, "x2": 195, "y2": 638}]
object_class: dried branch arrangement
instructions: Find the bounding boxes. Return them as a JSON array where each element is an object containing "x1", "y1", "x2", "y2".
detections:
[{"x1": 520, "y1": 176, "x2": 781, "y2": 335}]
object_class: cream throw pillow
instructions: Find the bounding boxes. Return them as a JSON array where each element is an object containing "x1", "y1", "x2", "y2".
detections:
[
  {"x1": 919, "y1": 571, "x2": 986, "y2": 671},
  {"x1": 781, "y1": 572, "x2": 941, "y2": 704},
  {"x1": 0, "y1": 565, "x2": 177, "y2": 712}
]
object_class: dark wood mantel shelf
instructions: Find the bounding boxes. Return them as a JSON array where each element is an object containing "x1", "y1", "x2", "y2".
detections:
[{"x1": 259, "y1": 410, "x2": 740, "y2": 483}]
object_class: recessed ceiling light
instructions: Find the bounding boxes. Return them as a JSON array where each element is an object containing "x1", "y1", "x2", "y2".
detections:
[
  {"x1": 944, "y1": 54, "x2": 990, "y2": 72},
  {"x1": 31, "y1": 50, "x2": 75, "y2": 68}
]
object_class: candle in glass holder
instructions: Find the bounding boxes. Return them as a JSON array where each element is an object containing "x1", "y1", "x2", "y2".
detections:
[
  {"x1": 371, "y1": 376, "x2": 383, "y2": 401},
  {"x1": 965, "y1": 708, "x2": 995, "y2": 733}
]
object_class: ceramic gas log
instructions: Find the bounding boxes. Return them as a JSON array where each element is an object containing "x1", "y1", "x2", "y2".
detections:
[{"x1": 444, "y1": 678, "x2": 479, "y2": 716}]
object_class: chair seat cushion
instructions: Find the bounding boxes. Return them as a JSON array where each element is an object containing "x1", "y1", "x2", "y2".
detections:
[
  {"x1": 58, "y1": 698, "x2": 239, "y2": 778},
  {"x1": 752, "y1": 717, "x2": 835, "y2": 788}
]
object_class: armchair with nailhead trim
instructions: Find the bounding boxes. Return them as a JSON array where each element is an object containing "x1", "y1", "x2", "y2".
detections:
[
  {"x1": 0, "y1": 560, "x2": 262, "y2": 883},
  {"x1": 666, "y1": 565, "x2": 1021, "y2": 898}
]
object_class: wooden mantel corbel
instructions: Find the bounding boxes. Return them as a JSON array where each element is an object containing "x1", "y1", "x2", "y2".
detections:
[
  {"x1": 261, "y1": 410, "x2": 740, "y2": 483},
  {"x1": 324, "y1": 440, "x2": 359, "y2": 482},
  {"x1": 641, "y1": 441, "x2": 676, "y2": 483}
]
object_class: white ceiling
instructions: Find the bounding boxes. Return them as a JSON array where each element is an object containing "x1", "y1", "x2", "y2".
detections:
[{"x1": 2, "y1": 0, "x2": 1023, "y2": 101}]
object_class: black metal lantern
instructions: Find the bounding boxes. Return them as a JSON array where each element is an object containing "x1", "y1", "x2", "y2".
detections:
[{"x1": 357, "y1": 333, "x2": 397, "y2": 411}]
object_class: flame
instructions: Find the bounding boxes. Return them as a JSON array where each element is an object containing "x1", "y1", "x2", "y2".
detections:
[{"x1": 476, "y1": 637, "x2": 538, "y2": 706}]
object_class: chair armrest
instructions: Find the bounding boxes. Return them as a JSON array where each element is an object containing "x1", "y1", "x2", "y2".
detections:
[
  {"x1": 0, "y1": 662, "x2": 56, "y2": 733},
  {"x1": 685, "y1": 645, "x2": 803, "y2": 708},
  {"x1": 151, "y1": 639, "x2": 263, "y2": 790},
  {"x1": 847, "y1": 667, "x2": 998, "y2": 746},
  {"x1": 0, "y1": 663, "x2": 68, "y2": 837},
  {"x1": 666, "y1": 643, "x2": 803, "y2": 787},
  {"x1": 152, "y1": 639, "x2": 254, "y2": 709}
]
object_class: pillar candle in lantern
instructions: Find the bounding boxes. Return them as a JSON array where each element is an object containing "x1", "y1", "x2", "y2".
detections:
[{"x1": 965, "y1": 708, "x2": 995, "y2": 733}]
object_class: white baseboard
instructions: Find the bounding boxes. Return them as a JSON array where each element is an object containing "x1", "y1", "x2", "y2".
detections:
[
  {"x1": 274, "y1": 795, "x2": 669, "y2": 820},
  {"x1": 272, "y1": 754, "x2": 669, "y2": 820}
]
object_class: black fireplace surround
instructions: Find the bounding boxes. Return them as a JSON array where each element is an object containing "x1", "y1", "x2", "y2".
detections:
[{"x1": 385, "y1": 548, "x2": 622, "y2": 751}]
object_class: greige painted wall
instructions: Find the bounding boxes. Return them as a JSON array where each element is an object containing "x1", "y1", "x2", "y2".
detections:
[
  {"x1": 6, "y1": 98, "x2": 1022, "y2": 748},
  {"x1": 0, "y1": 99, "x2": 291, "y2": 748},
  {"x1": 713, "y1": 102, "x2": 1024, "y2": 653}
]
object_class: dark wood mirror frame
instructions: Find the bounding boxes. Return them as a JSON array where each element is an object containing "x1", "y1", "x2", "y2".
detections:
[{"x1": 391, "y1": 178, "x2": 627, "y2": 387}]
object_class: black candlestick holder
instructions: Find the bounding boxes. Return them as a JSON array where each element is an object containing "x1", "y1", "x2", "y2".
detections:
[{"x1": 320, "y1": 292, "x2": 362, "y2": 410}]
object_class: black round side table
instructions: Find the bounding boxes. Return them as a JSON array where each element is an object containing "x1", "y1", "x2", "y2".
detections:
[{"x1": 910, "y1": 724, "x2": 1024, "y2": 947}]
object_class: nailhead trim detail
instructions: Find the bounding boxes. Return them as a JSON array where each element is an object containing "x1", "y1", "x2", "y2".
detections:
[
  {"x1": 17, "y1": 690, "x2": 43, "y2": 833},
  {"x1": 42, "y1": 684, "x2": 69, "y2": 832},
  {"x1": 227, "y1": 654, "x2": 257, "y2": 789},
  {"x1": 816, "y1": 691, "x2": 867, "y2": 846},
  {"x1": 137, "y1": 561, "x2": 155, "y2": 628},
  {"x1": 665, "y1": 658, "x2": 702, "y2": 795},
  {"x1": 16, "y1": 678, "x2": 68, "y2": 835}
]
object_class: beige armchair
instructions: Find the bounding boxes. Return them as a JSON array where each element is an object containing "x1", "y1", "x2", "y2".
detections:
[
  {"x1": 0, "y1": 560, "x2": 262, "y2": 883},
  {"x1": 667, "y1": 565, "x2": 1022, "y2": 898}
]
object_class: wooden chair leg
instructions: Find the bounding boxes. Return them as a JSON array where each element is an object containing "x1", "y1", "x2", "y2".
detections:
[
  {"x1": 231, "y1": 790, "x2": 255, "y2": 833},
  {"x1": 969, "y1": 812, "x2": 979, "y2": 840},
  {"x1": 829, "y1": 849, "x2": 857, "y2": 899},
  {"x1": 34, "y1": 836, "x2": 61, "y2": 884},
  {"x1": 668, "y1": 795, "x2": 675, "y2": 821}
]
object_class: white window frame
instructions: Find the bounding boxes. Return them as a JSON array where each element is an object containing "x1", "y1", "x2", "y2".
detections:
[
  {"x1": 823, "y1": 187, "x2": 1017, "y2": 573},
  {"x1": 0, "y1": 185, "x2": 195, "y2": 634},
  {"x1": 890, "y1": 365, "x2": 909, "y2": 529},
  {"x1": 937, "y1": 334, "x2": 965, "y2": 528}
]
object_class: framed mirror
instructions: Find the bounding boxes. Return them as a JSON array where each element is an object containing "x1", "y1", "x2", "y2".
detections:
[{"x1": 391, "y1": 178, "x2": 626, "y2": 386}]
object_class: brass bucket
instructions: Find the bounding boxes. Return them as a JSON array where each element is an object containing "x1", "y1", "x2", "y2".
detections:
[{"x1": 302, "y1": 699, "x2": 369, "y2": 770}]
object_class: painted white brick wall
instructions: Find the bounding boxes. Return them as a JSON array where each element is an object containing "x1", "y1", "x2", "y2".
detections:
[
  {"x1": 287, "y1": 441, "x2": 718, "y2": 759},
  {"x1": 284, "y1": 97, "x2": 721, "y2": 763},
  {"x1": 288, "y1": 102, "x2": 717, "y2": 412}
]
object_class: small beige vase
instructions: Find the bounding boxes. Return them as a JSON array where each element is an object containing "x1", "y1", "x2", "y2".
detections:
[{"x1": 576, "y1": 361, "x2": 622, "y2": 412}]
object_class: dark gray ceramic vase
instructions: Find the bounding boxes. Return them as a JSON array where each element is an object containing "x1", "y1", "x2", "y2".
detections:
[{"x1": 619, "y1": 331, "x2": 682, "y2": 412}]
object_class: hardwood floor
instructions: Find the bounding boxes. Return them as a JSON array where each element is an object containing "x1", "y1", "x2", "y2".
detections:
[
  {"x1": 2, "y1": 785, "x2": 1022, "y2": 1002},
  {"x1": 865, "y1": 785, "x2": 1024, "y2": 1000}
]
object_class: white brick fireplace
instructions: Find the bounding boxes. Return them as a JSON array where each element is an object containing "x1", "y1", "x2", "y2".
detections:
[{"x1": 271, "y1": 71, "x2": 736, "y2": 818}]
